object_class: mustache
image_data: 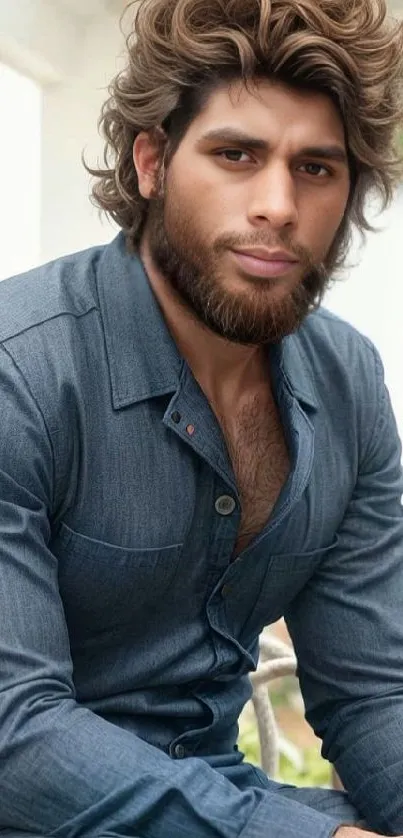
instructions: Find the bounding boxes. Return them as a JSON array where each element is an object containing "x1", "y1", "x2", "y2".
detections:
[{"x1": 213, "y1": 233, "x2": 317, "y2": 271}]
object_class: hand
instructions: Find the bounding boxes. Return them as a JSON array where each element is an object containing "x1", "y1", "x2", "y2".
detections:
[{"x1": 335, "y1": 828, "x2": 403, "y2": 837}]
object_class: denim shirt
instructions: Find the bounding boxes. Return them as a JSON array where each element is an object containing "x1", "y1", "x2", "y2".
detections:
[{"x1": 1, "y1": 232, "x2": 403, "y2": 838}]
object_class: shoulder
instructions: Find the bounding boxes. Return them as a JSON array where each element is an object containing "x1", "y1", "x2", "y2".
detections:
[
  {"x1": 287, "y1": 306, "x2": 387, "y2": 465},
  {"x1": 296, "y1": 306, "x2": 383, "y2": 397},
  {"x1": 300, "y1": 306, "x2": 375, "y2": 356},
  {"x1": 0, "y1": 243, "x2": 106, "y2": 345},
  {"x1": 0, "y1": 243, "x2": 111, "y2": 437}
]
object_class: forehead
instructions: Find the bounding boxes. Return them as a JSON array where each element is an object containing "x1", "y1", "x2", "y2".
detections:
[{"x1": 184, "y1": 78, "x2": 346, "y2": 149}]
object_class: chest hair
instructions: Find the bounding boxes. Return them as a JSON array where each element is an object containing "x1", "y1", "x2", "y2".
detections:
[{"x1": 219, "y1": 394, "x2": 290, "y2": 555}]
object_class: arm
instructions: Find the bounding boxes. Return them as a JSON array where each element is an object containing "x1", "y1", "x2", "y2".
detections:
[
  {"x1": 336, "y1": 831, "x2": 399, "y2": 838},
  {"x1": 285, "y1": 346, "x2": 403, "y2": 836},
  {"x1": 0, "y1": 343, "x2": 342, "y2": 838}
]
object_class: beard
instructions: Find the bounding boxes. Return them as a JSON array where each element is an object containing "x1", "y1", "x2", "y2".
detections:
[{"x1": 144, "y1": 186, "x2": 332, "y2": 346}]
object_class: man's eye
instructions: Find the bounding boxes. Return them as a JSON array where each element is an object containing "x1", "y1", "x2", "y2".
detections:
[
  {"x1": 218, "y1": 149, "x2": 251, "y2": 163},
  {"x1": 299, "y1": 163, "x2": 330, "y2": 177}
]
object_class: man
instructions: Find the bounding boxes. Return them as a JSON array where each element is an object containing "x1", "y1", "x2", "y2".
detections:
[{"x1": 1, "y1": 0, "x2": 403, "y2": 836}]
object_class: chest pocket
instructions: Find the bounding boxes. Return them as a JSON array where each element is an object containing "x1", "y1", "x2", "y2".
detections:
[
  {"x1": 223, "y1": 540, "x2": 338, "y2": 646},
  {"x1": 53, "y1": 523, "x2": 183, "y2": 642}
]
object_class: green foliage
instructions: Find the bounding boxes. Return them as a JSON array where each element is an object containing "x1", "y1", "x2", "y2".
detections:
[
  {"x1": 238, "y1": 723, "x2": 331, "y2": 787},
  {"x1": 238, "y1": 723, "x2": 262, "y2": 767},
  {"x1": 279, "y1": 748, "x2": 331, "y2": 787}
]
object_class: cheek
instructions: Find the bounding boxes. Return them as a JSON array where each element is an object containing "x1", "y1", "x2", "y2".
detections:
[
  {"x1": 166, "y1": 167, "x2": 228, "y2": 243},
  {"x1": 304, "y1": 192, "x2": 349, "y2": 257},
  {"x1": 168, "y1": 155, "x2": 238, "y2": 220}
]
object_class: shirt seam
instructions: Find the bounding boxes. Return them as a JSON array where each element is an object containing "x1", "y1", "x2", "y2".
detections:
[
  {"x1": 0, "y1": 305, "x2": 99, "y2": 346},
  {"x1": 360, "y1": 342, "x2": 386, "y2": 467},
  {"x1": 0, "y1": 343, "x2": 57, "y2": 511},
  {"x1": 237, "y1": 795, "x2": 345, "y2": 838}
]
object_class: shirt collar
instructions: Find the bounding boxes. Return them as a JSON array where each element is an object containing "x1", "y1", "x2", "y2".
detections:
[
  {"x1": 96, "y1": 232, "x2": 182, "y2": 409},
  {"x1": 96, "y1": 232, "x2": 318, "y2": 411},
  {"x1": 274, "y1": 330, "x2": 318, "y2": 410}
]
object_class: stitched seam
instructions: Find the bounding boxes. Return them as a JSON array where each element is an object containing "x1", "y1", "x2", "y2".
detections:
[{"x1": 0, "y1": 343, "x2": 57, "y2": 511}]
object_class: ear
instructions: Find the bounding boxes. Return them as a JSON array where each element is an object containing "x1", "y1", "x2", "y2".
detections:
[{"x1": 133, "y1": 130, "x2": 166, "y2": 200}]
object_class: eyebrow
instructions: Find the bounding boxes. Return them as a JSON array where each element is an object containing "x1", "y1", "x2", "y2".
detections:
[{"x1": 199, "y1": 128, "x2": 348, "y2": 164}]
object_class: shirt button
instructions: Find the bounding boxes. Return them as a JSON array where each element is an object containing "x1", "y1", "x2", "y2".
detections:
[
  {"x1": 174, "y1": 744, "x2": 186, "y2": 759},
  {"x1": 215, "y1": 495, "x2": 236, "y2": 516},
  {"x1": 171, "y1": 411, "x2": 181, "y2": 425}
]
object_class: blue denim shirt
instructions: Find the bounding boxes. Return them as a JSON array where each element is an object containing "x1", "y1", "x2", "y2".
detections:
[{"x1": 1, "y1": 232, "x2": 403, "y2": 838}]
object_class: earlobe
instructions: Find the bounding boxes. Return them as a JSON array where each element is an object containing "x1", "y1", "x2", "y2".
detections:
[{"x1": 133, "y1": 130, "x2": 166, "y2": 200}]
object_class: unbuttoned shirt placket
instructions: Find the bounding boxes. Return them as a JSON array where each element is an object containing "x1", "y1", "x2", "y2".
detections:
[{"x1": 162, "y1": 359, "x2": 315, "y2": 758}]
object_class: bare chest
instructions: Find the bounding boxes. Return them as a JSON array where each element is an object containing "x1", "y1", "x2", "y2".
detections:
[{"x1": 220, "y1": 396, "x2": 290, "y2": 556}]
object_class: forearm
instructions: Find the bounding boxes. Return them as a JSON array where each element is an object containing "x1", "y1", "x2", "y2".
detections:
[
  {"x1": 335, "y1": 828, "x2": 403, "y2": 838},
  {"x1": 1, "y1": 695, "x2": 345, "y2": 838},
  {"x1": 322, "y1": 697, "x2": 403, "y2": 835},
  {"x1": 2, "y1": 695, "x2": 244, "y2": 837}
]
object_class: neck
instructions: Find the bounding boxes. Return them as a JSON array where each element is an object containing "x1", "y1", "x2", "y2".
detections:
[{"x1": 139, "y1": 236, "x2": 268, "y2": 404}]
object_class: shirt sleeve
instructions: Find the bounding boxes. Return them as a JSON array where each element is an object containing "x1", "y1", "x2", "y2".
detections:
[
  {"x1": 0, "y1": 342, "x2": 342, "y2": 838},
  {"x1": 285, "y1": 342, "x2": 403, "y2": 835}
]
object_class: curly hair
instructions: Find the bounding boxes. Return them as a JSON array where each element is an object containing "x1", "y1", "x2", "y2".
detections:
[{"x1": 87, "y1": 0, "x2": 403, "y2": 257}]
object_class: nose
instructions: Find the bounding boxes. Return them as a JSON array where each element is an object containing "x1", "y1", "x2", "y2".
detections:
[{"x1": 247, "y1": 162, "x2": 298, "y2": 231}]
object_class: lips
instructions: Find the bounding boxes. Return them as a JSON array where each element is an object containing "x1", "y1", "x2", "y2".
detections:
[
  {"x1": 230, "y1": 248, "x2": 299, "y2": 279},
  {"x1": 232, "y1": 247, "x2": 298, "y2": 263}
]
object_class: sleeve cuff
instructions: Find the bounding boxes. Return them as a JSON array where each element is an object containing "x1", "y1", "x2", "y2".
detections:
[{"x1": 238, "y1": 793, "x2": 346, "y2": 838}]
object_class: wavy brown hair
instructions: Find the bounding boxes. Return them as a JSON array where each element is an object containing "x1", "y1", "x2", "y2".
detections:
[{"x1": 87, "y1": 0, "x2": 403, "y2": 263}]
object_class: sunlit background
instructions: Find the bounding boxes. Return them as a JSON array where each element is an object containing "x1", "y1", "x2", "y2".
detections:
[{"x1": 0, "y1": 64, "x2": 41, "y2": 278}]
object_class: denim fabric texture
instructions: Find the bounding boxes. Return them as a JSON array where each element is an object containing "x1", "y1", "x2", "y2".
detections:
[{"x1": 1, "y1": 233, "x2": 403, "y2": 838}]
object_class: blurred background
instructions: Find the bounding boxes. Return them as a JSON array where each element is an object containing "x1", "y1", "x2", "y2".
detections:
[{"x1": 0, "y1": 0, "x2": 402, "y2": 786}]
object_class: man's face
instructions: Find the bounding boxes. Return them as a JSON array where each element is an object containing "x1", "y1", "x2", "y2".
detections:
[{"x1": 143, "y1": 79, "x2": 350, "y2": 345}]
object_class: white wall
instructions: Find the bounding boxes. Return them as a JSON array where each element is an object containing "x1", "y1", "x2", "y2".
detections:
[
  {"x1": 0, "y1": 0, "x2": 124, "y2": 266},
  {"x1": 0, "y1": 64, "x2": 41, "y2": 279},
  {"x1": 0, "y1": 0, "x2": 85, "y2": 83},
  {"x1": 40, "y1": 17, "x2": 123, "y2": 261}
]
